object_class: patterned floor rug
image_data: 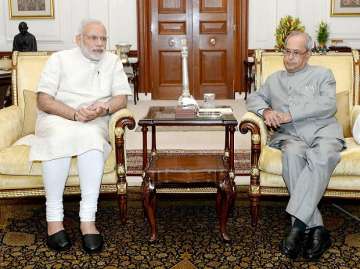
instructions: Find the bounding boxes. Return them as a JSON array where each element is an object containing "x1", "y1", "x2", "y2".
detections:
[
  {"x1": 0, "y1": 197, "x2": 359, "y2": 268},
  {"x1": 126, "y1": 149, "x2": 251, "y2": 176}
]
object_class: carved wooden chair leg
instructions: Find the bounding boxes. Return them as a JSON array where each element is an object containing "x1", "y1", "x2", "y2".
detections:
[
  {"x1": 119, "y1": 193, "x2": 127, "y2": 224},
  {"x1": 250, "y1": 195, "x2": 259, "y2": 227}
]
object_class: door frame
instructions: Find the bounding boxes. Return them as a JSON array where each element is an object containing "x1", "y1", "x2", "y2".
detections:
[{"x1": 137, "y1": 0, "x2": 248, "y2": 98}]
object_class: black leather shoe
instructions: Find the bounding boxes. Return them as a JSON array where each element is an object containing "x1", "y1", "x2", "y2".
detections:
[
  {"x1": 303, "y1": 226, "x2": 331, "y2": 260},
  {"x1": 46, "y1": 230, "x2": 71, "y2": 251},
  {"x1": 279, "y1": 227, "x2": 304, "y2": 259},
  {"x1": 82, "y1": 234, "x2": 104, "y2": 253}
]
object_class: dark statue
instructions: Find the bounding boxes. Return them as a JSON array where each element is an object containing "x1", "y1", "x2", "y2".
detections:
[{"x1": 12, "y1": 22, "x2": 37, "y2": 52}]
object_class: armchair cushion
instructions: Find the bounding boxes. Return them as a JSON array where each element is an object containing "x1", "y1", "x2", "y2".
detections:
[
  {"x1": 0, "y1": 143, "x2": 115, "y2": 176},
  {"x1": 259, "y1": 172, "x2": 360, "y2": 190},
  {"x1": 0, "y1": 106, "x2": 22, "y2": 150},
  {"x1": 22, "y1": 90, "x2": 37, "y2": 136},
  {"x1": 259, "y1": 137, "x2": 360, "y2": 177}
]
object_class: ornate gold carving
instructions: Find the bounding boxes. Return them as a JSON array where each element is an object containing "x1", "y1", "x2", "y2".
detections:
[
  {"x1": 255, "y1": 49, "x2": 263, "y2": 64},
  {"x1": 12, "y1": 69, "x2": 18, "y2": 106},
  {"x1": 250, "y1": 167, "x2": 260, "y2": 177},
  {"x1": 250, "y1": 185, "x2": 260, "y2": 194},
  {"x1": 352, "y1": 49, "x2": 359, "y2": 64},
  {"x1": 117, "y1": 182, "x2": 127, "y2": 194},
  {"x1": 252, "y1": 134, "x2": 260, "y2": 144},
  {"x1": 117, "y1": 165, "x2": 126, "y2": 176},
  {"x1": 114, "y1": 127, "x2": 124, "y2": 138}
]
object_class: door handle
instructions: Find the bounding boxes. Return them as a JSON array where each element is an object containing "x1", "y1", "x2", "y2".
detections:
[
  {"x1": 209, "y1": 38, "x2": 216, "y2": 46},
  {"x1": 168, "y1": 38, "x2": 176, "y2": 47}
]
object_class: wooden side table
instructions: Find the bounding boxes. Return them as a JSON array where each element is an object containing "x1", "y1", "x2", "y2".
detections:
[
  {"x1": 138, "y1": 106, "x2": 238, "y2": 242},
  {"x1": 123, "y1": 58, "x2": 139, "y2": 105}
]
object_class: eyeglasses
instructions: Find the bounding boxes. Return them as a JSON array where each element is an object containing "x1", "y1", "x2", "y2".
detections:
[
  {"x1": 83, "y1": 34, "x2": 108, "y2": 42},
  {"x1": 282, "y1": 48, "x2": 308, "y2": 58}
]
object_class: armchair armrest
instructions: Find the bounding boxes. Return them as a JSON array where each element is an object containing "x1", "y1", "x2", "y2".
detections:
[
  {"x1": 108, "y1": 108, "x2": 136, "y2": 149},
  {"x1": 239, "y1": 111, "x2": 270, "y2": 191},
  {"x1": 108, "y1": 108, "x2": 136, "y2": 178},
  {"x1": 0, "y1": 105, "x2": 22, "y2": 150},
  {"x1": 239, "y1": 111, "x2": 269, "y2": 147},
  {"x1": 351, "y1": 105, "x2": 360, "y2": 130}
]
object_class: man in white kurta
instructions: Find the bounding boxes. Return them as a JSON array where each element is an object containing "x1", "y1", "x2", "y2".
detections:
[
  {"x1": 31, "y1": 46, "x2": 130, "y2": 161},
  {"x1": 32, "y1": 19, "x2": 132, "y2": 253}
]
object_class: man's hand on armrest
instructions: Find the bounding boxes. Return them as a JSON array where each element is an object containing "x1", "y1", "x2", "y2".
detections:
[{"x1": 263, "y1": 109, "x2": 292, "y2": 128}]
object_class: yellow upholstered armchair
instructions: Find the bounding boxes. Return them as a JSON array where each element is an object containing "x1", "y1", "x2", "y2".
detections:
[
  {"x1": 0, "y1": 51, "x2": 135, "y2": 222},
  {"x1": 239, "y1": 49, "x2": 360, "y2": 226}
]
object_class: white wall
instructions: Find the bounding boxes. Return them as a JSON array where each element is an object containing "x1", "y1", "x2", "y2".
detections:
[
  {"x1": 0, "y1": 1, "x2": 359, "y2": 51},
  {"x1": 249, "y1": 0, "x2": 360, "y2": 49},
  {"x1": 0, "y1": 0, "x2": 137, "y2": 51}
]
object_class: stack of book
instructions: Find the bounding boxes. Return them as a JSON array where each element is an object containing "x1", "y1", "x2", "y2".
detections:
[
  {"x1": 175, "y1": 105, "x2": 198, "y2": 119},
  {"x1": 198, "y1": 105, "x2": 233, "y2": 115}
]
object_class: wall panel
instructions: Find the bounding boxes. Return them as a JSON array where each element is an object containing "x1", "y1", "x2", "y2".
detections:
[
  {"x1": 0, "y1": 1, "x2": 359, "y2": 51},
  {"x1": 249, "y1": 0, "x2": 360, "y2": 49},
  {"x1": 0, "y1": 0, "x2": 137, "y2": 51}
]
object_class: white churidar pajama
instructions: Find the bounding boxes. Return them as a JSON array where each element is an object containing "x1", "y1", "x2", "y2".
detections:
[{"x1": 43, "y1": 150, "x2": 104, "y2": 222}]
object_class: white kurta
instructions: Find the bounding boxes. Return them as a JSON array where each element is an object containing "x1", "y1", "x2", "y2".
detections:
[{"x1": 29, "y1": 48, "x2": 132, "y2": 161}]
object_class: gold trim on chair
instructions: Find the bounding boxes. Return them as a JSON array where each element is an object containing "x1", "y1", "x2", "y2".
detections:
[
  {"x1": 114, "y1": 127, "x2": 124, "y2": 138},
  {"x1": 117, "y1": 164, "x2": 126, "y2": 176},
  {"x1": 260, "y1": 186, "x2": 360, "y2": 199},
  {"x1": 0, "y1": 185, "x2": 117, "y2": 199},
  {"x1": 252, "y1": 134, "x2": 261, "y2": 144},
  {"x1": 117, "y1": 182, "x2": 127, "y2": 195},
  {"x1": 250, "y1": 185, "x2": 260, "y2": 195},
  {"x1": 250, "y1": 167, "x2": 260, "y2": 177}
]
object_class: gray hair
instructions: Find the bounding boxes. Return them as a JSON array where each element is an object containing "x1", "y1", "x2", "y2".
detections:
[
  {"x1": 285, "y1": 31, "x2": 313, "y2": 51},
  {"x1": 77, "y1": 18, "x2": 105, "y2": 35}
]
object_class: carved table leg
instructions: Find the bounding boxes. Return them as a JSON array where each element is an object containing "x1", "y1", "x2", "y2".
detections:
[
  {"x1": 142, "y1": 175, "x2": 157, "y2": 242},
  {"x1": 217, "y1": 175, "x2": 236, "y2": 242}
]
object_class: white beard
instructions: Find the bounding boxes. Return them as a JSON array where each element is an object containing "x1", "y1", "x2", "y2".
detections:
[{"x1": 80, "y1": 42, "x2": 104, "y2": 61}]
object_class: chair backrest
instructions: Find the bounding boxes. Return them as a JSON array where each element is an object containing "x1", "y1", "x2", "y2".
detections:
[
  {"x1": 12, "y1": 51, "x2": 51, "y2": 112},
  {"x1": 254, "y1": 50, "x2": 360, "y2": 138}
]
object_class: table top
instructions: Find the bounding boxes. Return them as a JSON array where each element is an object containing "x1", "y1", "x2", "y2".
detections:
[{"x1": 138, "y1": 106, "x2": 238, "y2": 126}]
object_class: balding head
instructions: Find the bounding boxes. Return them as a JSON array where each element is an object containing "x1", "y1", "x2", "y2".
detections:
[
  {"x1": 285, "y1": 31, "x2": 313, "y2": 51},
  {"x1": 283, "y1": 31, "x2": 312, "y2": 73}
]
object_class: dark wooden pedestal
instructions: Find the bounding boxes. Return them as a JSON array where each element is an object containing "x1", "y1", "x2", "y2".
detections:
[
  {"x1": 138, "y1": 106, "x2": 238, "y2": 242},
  {"x1": 0, "y1": 71, "x2": 11, "y2": 109},
  {"x1": 123, "y1": 60, "x2": 139, "y2": 105}
]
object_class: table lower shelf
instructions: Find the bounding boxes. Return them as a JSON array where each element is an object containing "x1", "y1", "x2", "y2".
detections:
[{"x1": 144, "y1": 153, "x2": 230, "y2": 183}]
